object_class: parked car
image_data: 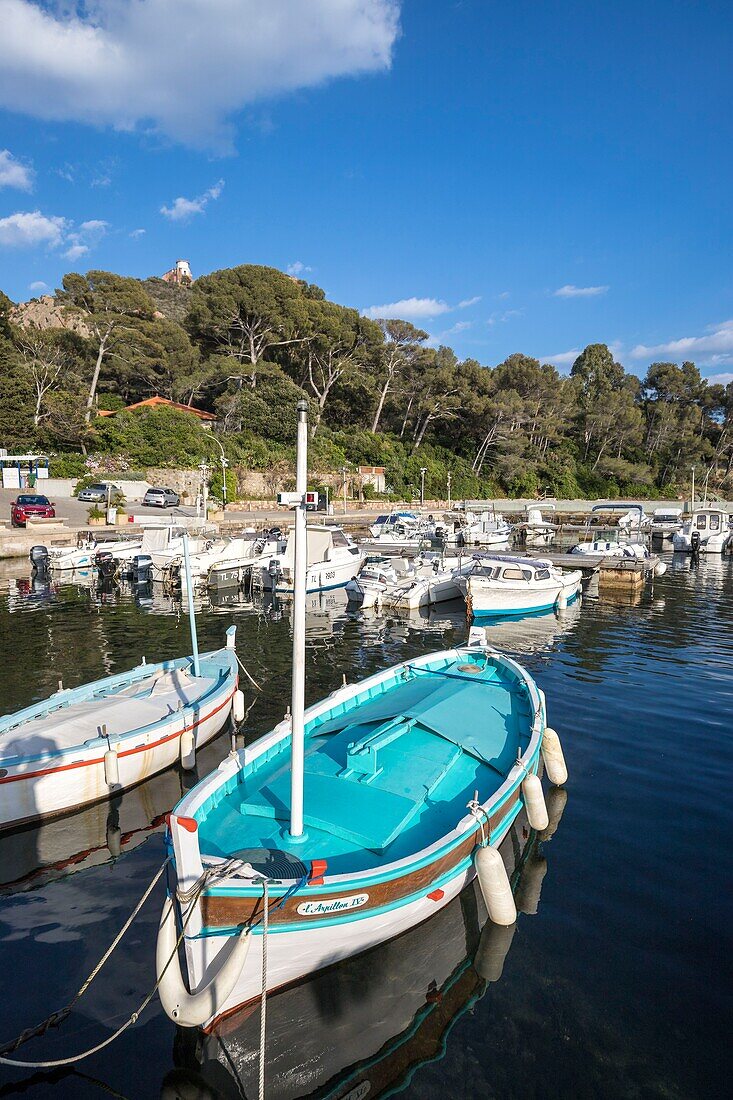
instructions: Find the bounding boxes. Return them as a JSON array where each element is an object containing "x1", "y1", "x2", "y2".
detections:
[
  {"x1": 77, "y1": 482, "x2": 121, "y2": 503},
  {"x1": 11, "y1": 494, "x2": 56, "y2": 527},
  {"x1": 142, "y1": 487, "x2": 180, "y2": 508}
]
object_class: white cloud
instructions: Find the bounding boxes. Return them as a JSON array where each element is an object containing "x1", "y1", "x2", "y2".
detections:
[
  {"x1": 129, "y1": 228, "x2": 146, "y2": 238},
  {"x1": 458, "y1": 295, "x2": 481, "y2": 309},
  {"x1": 631, "y1": 320, "x2": 733, "y2": 365},
  {"x1": 541, "y1": 349, "x2": 581, "y2": 367},
  {"x1": 161, "y1": 180, "x2": 224, "y2": 222},
  {"x1": 554, "y1": 284, "x2": 609, "y2": 299},
  {"x1": 364, "y1": 297, "x2": 452, "y2": 320},
  {"x1": 0, "y1": 1, "x2": 401, "y2": 149},
  {"x1": 706, "y1": 372, "x2": 733, "y2": 386},
  {"x1": 0, "y1": 148, "x2": 33, "y2": 190},
  {"x1": 287, "y1": 261, "x2": 313, "y2": 277},
  {"x1": 0, "y1": 210, "x2": 66, "y2": 248},
  {"x1": 29, "y1": 280, "x2": 48, "y2": 293},
  {"x1": 63, "y1": 219, "x2": 109, "y2": 261},
  {"x1": 497, "y1": 291, "x2": 511, "y2": 300},
  {"x1": 487, "y1": 309, "x2": 522, "y2": 325}
]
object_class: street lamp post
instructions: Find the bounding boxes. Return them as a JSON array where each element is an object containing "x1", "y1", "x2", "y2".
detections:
[
  {"x1": 198, "y1": 460, "x2": 210, "y2": 519},
  {"x1": 342, "y1": 466, "x2": 348, "y2": 515},
  {"x1": 420, "y1": 467, "x2": 427, "y2": 507},
  {"x1": 447, "y1": 471, "x2": 452, "y2": 509},
  {"x1": 210, "y1": 435, "x2": 228, "y2": 511}
]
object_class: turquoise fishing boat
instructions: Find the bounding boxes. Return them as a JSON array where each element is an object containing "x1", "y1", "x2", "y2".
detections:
[{"x1": 157, "y1": 403, "x2": 568, "y2": 1031}]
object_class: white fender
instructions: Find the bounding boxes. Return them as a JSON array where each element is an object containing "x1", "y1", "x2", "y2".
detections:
[
  {"x1": 156, "y1": 896, "x2": 252, "y2": 1028},
  {"x1": 475, "y1": 845, "x2": 516, "y2": 927},
  {"x1": 522, "y1": 773, "x2": 549, "y2": 832},
  {"x1": 233, "y1": 689, "x2": 245, "y2": 724},
  {"x1": 180, "y1": 729, "x2": 196, "y2": 770},
  {"x1": 467, "y1": 625, "x2": 488, "y2": 648},
  {"x1": 104, "y1": 748, "x2": 119, "y2": 787},
  {"x1": 473, "y1": 920, "x2": 515, "y2": 982},
  {"x1": 555, "y1": 589, "x2": 568, "y2": 611},
  {"x1": 541, "y1": 727, "x2": 568, "y2": 786},
  {"x1": 653, "y1": 561, "x2": 667, "y2": 576}
]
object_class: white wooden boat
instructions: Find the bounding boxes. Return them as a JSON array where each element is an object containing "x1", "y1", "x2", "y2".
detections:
[
  {"x1": 156, "y1": 401, "x2": 568, "y2": 1032},
  {"x1": 455, "y1": 555, "x2": 583, "y2": 619},
  {"x1": 262, "y1": 524, "x2": 363, "y2": 593},
  {"x1": 672, "y1": 507, "x2": 731, "y2": 553},
  {"x1": 0, "y1": 628, "x2": 239, "y2": 831}
]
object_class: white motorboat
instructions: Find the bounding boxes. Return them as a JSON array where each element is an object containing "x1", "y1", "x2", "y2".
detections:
[
  {"x1": 650, "y1": 507, "x2": 683, "y2": 541},
  {"x1": 368, "y1": 511, "x2": 421, "y2": 538},
  {"x1": 523, "y1": 506, "x2": 556, "y2": 548},
  {"x1": 48, "y1": 533, "x2": 143, "y2": 571},
  {"x1": 155, "y1": 531, "x2": 287, "y2": 592},
  {"x1": 447, "y1": 510, "x2": 513, "y2": 549},
  {"x1": 570, "y1": 538, "x2": 649, "y2": 560},
  {"x1": 262, "y1": 523, "x2": 363, "y2": 592},
  {"x1": 345, "y1": 556, "x2": 414, "y2": 608},
  {"x1": 455, "y1": 555, "x2": 582, "y2": 619},
  {"x1": 379, "y1": 555, "x2": 476, "y2": 610},
  {"x1": 672, "y1": 507, "x2": 731, "y2": 554},
  {"x1": 617, "y1": 507, "x2": 651, "y2": 533}
]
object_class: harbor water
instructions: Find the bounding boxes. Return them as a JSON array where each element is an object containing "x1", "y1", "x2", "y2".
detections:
[{"x1": 0, "y1": 553, "x2": 730, "y2": 1098}]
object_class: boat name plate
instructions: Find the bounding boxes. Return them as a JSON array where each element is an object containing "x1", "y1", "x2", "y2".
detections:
[{"x1": 296, "y1": 893, "x2": 369, "y2": 916}]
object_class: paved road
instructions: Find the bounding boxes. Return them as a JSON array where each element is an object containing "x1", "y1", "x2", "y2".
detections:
[{"x1": 0, "y1": 488, "x2": 198, "y2": 528}]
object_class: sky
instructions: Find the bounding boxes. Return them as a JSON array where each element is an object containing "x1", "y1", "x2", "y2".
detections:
[{"x1": 0, "y1": 0, "x2": 731, "y2": 383}]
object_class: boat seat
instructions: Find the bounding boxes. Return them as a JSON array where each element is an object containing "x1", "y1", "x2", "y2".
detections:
[{"x1": 239, "y1": 771, "x2": 423, "y2": 852}]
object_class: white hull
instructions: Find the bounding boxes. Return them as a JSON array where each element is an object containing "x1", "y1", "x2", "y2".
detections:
[
  {"x1": 0, "y1": 681, "x2": 234, "y2": 830},
  {"x1": 672, "y1": 530, "x2": 729, "y2": 553},
  {"x1": 461, "y1": 572, "x2": 582, "y2": 617},
  {"x1": 263, "y1": 553, "x2": 362, "y2": 593},
  {"x1": 50, "y1": 539, "x2": 142, "y2": 571},
  {"x1": 187, "y1": 846, "x2": 479, "y2": 1025},
  {"x1": 525, "y1": 528, "x2": 555, "y2": 548}
]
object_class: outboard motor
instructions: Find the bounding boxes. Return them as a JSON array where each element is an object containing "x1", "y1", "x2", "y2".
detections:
[
  {"x1": 29, "y1": 545, "x2": 50, "y2": 576},
  {"x1": 132, "y1": 553, "x2": 153, "y2": 584},
  {"x1": 268, "y1": 558, "x2": 282, "y2": 581},
  {"x1": 95, "y1": 550, "x2": 117, "y2": 581},
  {"x1": 267, "y1": 526, "x2": 282, "y2": 540},
  {"x1": 690, "y1": 528, "x2": 701, "y2": 560}
]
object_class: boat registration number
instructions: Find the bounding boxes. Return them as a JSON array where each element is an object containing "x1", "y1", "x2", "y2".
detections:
[{"x1": 297, "y1": 893, "x2": 369, "y2": 916}]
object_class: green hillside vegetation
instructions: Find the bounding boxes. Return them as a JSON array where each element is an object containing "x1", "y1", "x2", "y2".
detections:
[{"x1": 0, "y1": 267, "x2": 731, "y2": 500}]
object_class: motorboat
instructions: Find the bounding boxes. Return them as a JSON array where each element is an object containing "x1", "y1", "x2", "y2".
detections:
[
  {"x1": 446, "y1": 510, "x2": 513, "y2": 549},
  {"x1": 47, "y1": 532, "x2": 144, "y2": 571},
  {"x1": 156, "y1": 400, "x2": 568, "y2": 1031},
  {"x1": 345, "y1": 556, "x2": 414, "y2": 608},
  {"x1": 617, "y1": 507, "x2": 651, "y2": 533},
  {"x1": 154, "y1": 530, "x2": 287, "y2": 592},
  {"x1": 0, "y1": 626, "x2": 239, "y2": 830},
  {"x1": 455, "y1": 555, "x2": 583, "y2": 619},
  {"x1": 522, "y1": 506, "x2": 556, "y2": 548},
  {"x1": 378, "y1": 555, "x2": 476, "y2": 611},
  {"x1": 672, "y1": 507, "x2": 731, "y2": 554},
  {"x1": 359, "y1": 521, "x2": 431, "y2": 553},
  {"x1": 368, "y1": 511, "x2": 421, "y2": 538},
  {"x1": 570, "y1": 538, "x2": 649, "y2": 559},
  {"x1": 262, "y1": 524, "x2": 363, "y2": 593},
  {"x1": 650, "y1": 507, "x2": 683, "y2": 541}
]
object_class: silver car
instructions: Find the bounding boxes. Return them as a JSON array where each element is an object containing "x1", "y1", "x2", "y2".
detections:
[
  {"x1": 143, "y1": 486, "x2": 180, "y2": 508},
  {"x1": 77, "y1": 482, "x2": 121, "y2": 502}
]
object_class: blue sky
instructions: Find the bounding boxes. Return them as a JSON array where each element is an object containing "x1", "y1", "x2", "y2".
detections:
[{"x1": 0, "y1": 0, "x2": 731, "y2": 382}]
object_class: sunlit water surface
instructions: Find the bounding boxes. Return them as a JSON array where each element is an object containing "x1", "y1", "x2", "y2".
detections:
[{"x1": 0, "y1": 554, "x2": 730, "y2": 1099}]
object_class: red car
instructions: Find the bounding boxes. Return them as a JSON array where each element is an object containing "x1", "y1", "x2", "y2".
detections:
[{"x1": 10, "y1": 494, "x2": 56, "y2": 527}]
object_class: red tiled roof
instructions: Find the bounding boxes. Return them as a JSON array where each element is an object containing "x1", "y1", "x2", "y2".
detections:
[{"x1": 97, "y1": 396, "x2": 217, "y2": 420}]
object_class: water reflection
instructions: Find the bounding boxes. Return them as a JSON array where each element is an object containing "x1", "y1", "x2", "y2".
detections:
[{"x1": 161, "y1": 800, "x2": 565, "y2": 1100}]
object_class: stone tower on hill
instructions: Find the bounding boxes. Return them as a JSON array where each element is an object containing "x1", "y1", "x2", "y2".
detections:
[{"x1": 161, "y1": 259, "x2": 193, "y2": 286}]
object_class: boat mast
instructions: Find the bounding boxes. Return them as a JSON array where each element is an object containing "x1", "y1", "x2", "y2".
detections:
[
  {"x1": 182, "y1": 532, "x2": 201, "y2": 677},
  {"x1": 289, "y1": 399, "x2": 309, "y2": 840}
]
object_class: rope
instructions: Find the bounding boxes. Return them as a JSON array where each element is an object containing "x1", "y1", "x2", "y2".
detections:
[
  {"x1": 259, "y1": 878, "x2": 268, "y2": 1100},
  {"x1": 233, "y1": 651, "x2": 262, "y2": 692},
  {"x1": 0, "y1": 858, "x2": 170, "y2": 1061},
  {"x1": 0, "y1": 855, "x2": 214, "y2": 1070}
]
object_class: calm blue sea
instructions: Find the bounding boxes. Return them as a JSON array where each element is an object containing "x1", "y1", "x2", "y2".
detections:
[{"x1": 0, "y1": 552, "x2": 730, "y2": 1099}]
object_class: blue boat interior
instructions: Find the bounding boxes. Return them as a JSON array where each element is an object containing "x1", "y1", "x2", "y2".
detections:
[{"x1": 196, "y1": 652, "x2": 536, "y2": 875}]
